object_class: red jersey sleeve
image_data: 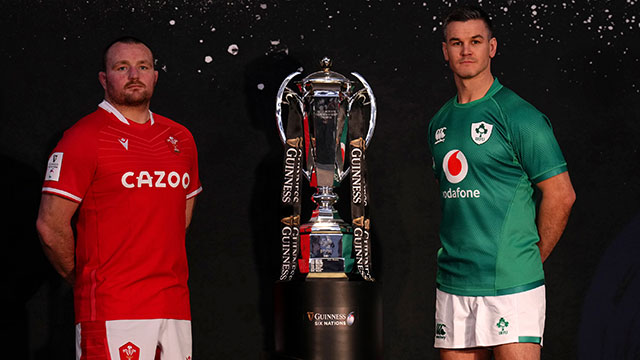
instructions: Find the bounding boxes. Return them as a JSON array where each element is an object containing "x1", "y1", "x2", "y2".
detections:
[
  {"x1": 42, "y1": 120, "x2": 98, "y2": 203},
  {"x1": 185, "y1": 129, "x2": 202, "y2": 199}
]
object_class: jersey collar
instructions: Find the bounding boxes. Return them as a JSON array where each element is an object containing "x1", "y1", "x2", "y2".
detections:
[
  {"x1": 453, "y1": 77, "x2": 503, "y2": 108},
  {"x1": 98, "y1": 100, "x2": 155, "y2": 126}
]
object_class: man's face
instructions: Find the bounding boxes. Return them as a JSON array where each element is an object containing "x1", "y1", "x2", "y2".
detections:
[
  {"x1": 99, "y1": 42, "x2": 158, "y2": 107},
  {"x1": 442, "y1": 19, "x2": 497, "y2": 80}
]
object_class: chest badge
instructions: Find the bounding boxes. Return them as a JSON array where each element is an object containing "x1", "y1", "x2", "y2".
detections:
[
  {"x1": 471, "y1": 121, "x2": 493, "y2": 145},
  {"x1": 166, "y1": 136, "x2": 180, "y2": 153}
]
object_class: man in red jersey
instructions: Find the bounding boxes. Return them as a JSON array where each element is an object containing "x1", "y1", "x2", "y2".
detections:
[{"x1": 36, "y1": 37, "x2": 202, "y2": 360}]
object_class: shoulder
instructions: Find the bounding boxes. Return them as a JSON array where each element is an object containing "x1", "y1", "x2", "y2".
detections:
[
  {"x1": 153, "y1": 113, "x2": 196, "y2": 138},
  {"x1": 491, "y1": 86, "x2": 547, "y2": 125},
  {"x1": 429, "y1": 97, "x2": 456, "y2": 130},
  {"x1": 432, "y1": 96, "x2": 456, "y2": 119},
  {"x1": 61, "y1": 109, "x2": 110, "y2": 142},
  {"x1": 152, "y1": 114, "x2": 199, "y2": 157}
]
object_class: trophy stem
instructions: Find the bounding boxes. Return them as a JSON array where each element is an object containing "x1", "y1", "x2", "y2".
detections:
[{"x1": 311, "y1": 186, "x2": 339, "y2": 220}]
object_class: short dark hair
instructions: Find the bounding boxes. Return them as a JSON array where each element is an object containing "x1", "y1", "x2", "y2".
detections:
[
  {"x1": 102, "y1": 36, "x2": 153, "y2": 71},
  {"x1": 442, "y1": 5, "x2": 493, "y2": 40}
]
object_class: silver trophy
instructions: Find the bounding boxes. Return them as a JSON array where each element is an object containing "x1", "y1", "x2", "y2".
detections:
[{"x1": 276, "y1": 57, "x2": 376, "y2": 280}]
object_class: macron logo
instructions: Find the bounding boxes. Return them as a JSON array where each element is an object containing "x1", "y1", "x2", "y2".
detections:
[{"x1": 119, "y1": 138, "x2": 129, "y2": 150}]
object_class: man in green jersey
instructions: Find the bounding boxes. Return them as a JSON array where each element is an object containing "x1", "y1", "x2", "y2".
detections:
[{"x1": 428, "y1": 6, "x2": 576, "y2": 360}]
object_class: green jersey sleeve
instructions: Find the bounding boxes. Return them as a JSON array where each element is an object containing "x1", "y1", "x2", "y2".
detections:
[{"x1": 494, "y1": 90, "x2": 568, "y2": 183}]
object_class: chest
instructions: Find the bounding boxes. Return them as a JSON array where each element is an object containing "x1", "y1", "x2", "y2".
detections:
[
  {"x1": 431, "y1": 106, "x2": 518, "y2": 177},
  {"x1": 92, "y1": 124, "x2": 193, "y2": 193}
]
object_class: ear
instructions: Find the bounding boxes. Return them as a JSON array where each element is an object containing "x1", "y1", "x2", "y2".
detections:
[
  {"x1": 98, "y1": 71, "x2": 107, "y2": 90},
  {"x1": 442, "y1": 42, "x2": 449, "y2": 62},
  {"x1": 489, "y1": 37, "x2": 497, "y2": 58},
  {"x1": 154, "y1": 70, "x2": 159, "y2": 86}
]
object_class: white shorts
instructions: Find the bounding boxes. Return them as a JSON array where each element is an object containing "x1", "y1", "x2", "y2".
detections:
[
  {"x1": 434, "y1": 285, "x2": 545, "y2": 349},
  {"x1": 76, "y1": 319, "x2": 192, "y2": 360}
]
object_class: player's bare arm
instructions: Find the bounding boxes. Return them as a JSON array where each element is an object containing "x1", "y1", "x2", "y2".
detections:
[
  {"x1": 36, "y1": 194, "x2": 79, "y2": 285},
  {"x1": 186, "y1": 197, "x2": 196, "y2": 229},
  {"x1": 535, "y1": 171, "x2": 576, "y2": 262}
]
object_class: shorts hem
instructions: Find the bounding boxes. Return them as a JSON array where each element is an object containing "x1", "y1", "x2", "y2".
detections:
[
  {"x1": 518, "y1": 336, "x2": 542, "y2": 344},
  {"x1": 435, "y1": 339, "x2": 543, "y2": 349}
]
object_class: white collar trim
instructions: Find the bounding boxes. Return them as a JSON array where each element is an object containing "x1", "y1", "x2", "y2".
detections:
[{"x1": 98, "y1": 100, "x2": 154, "y2": 126}]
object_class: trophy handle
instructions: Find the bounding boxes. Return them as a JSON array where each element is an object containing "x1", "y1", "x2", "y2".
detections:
[
  {"x1": 334, "y1": 73, "x2": 377, "y2": 183},
  {"x1": 275, "y1": 71, "x2": 303, "y2": 145},
  {"x1": 350, "y1": 72, "x2": 377, "y2": 148}
]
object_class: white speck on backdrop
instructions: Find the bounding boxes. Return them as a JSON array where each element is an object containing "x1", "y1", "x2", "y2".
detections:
[{"x1": 228, "y1": 44, "x2": 239, "y2": 55}]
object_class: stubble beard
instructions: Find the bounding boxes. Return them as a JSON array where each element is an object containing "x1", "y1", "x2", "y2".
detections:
[
  {"x1": 106, "y1": 81, "x2": 153, "y2": 107},
  {"x1": 453, "y1": 62, "x2": 491, "y2": 81}
]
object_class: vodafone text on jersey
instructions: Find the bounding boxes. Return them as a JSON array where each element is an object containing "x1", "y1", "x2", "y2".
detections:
[{"x1": 441, "y1": 149, "x2": 480, "y2": 199}]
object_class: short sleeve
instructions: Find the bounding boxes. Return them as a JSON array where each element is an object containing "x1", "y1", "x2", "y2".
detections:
[
  {"x1": 42, "y1": 126, "x2": 97, "y2": 202},
  {"x1": 509, "y1": 110, "x2": 567, "y2": 184},
  {"x1": 427, "y1": 123, "x2": 436, "y2": 173},
  {"x1": 185, "y1": 130, "x2": 202, "y2": 199}
]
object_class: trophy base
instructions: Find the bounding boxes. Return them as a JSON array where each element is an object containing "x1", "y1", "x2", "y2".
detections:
[
  {"x1": 308, "y1": 257, "x2": 346, "y2": 275},
  {"x1": 306, "y1": 272, "x2": 348, "y2": 279},
  {"x1": 273, "y1": 279, "x2": 382, "y2": 360}
]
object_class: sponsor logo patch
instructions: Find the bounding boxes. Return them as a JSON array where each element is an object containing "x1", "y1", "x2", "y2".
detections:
[
  {"x1": 45, "y1": 152, "x2": 63, "y2": 181},
  {"x1": 442, "y1": 149, "x2": 468, "y2": 184},
  {"x1": 121, "y1": 171, "x2": 191, "y2": 189},
  {"x1": 306, "y1": 310, "x2": 357, "y2": 327},
  {"x1": 441, "y1": 149, "x2": 480, "y2": 199}
]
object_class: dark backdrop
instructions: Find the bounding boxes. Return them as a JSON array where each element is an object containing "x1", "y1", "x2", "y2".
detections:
[{"x1": 2, "y1": 1, "x2": 639, "y2": 359}]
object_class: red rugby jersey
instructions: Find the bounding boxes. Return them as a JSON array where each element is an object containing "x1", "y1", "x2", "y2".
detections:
[{"x1": 42, "y1": 101, "x2": 202, "y2": 323}]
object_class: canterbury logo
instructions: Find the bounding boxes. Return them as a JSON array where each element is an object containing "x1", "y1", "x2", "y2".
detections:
[{"x1": 435, "y1": 127, "x2": 446, "y2": 144}]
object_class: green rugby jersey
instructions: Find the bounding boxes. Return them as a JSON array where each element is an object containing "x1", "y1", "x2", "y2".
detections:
[{"x1": 428, "y1": 78, "x2": 567, "y2": 296}]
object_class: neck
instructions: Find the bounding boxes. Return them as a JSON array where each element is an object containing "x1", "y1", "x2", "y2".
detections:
[
  {"x1": 105, "y1": 98, "x2": 150, "y2": 124},
  {"x1": 454, "y1": 71, "x2": 494, "y2": 104}
]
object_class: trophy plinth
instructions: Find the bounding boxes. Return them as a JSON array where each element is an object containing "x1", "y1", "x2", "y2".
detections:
[{"x1": 273, "y1": 280, "x2": 383, "y2": 360}]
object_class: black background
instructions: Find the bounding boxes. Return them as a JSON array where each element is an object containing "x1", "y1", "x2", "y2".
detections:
[{"x1": 2, "y1": 0, "x2": 639, "y2": 359}]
